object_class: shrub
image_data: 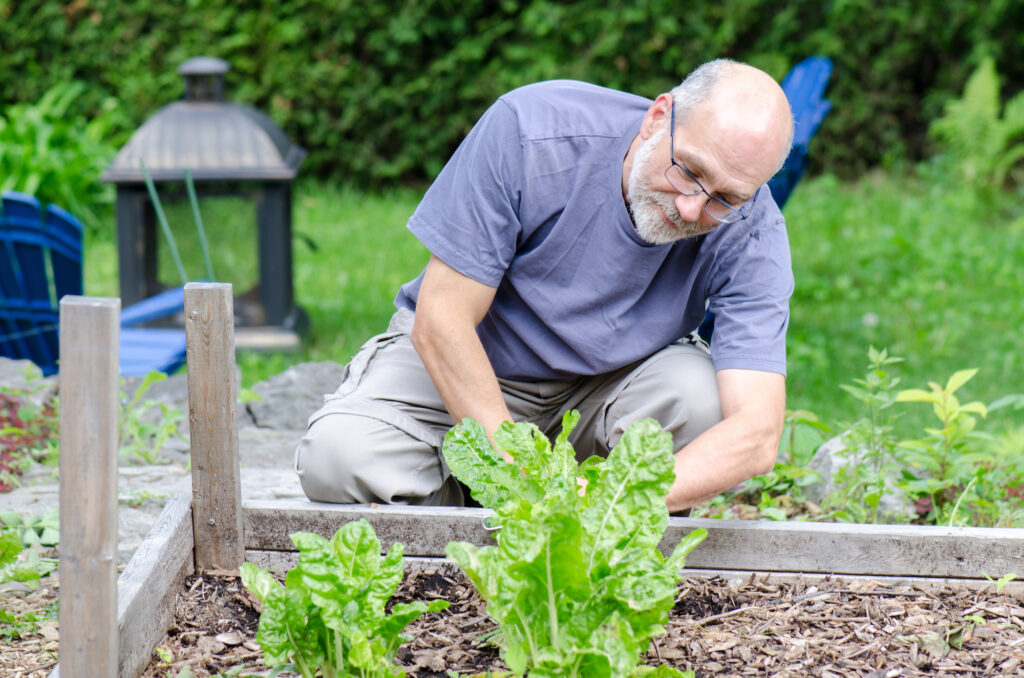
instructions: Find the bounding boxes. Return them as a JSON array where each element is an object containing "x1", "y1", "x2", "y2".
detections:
[
  {"x1": 2, "y1": 1, "x2": 1022, "y2": 185},
  {"x1": 0, "y1": 81, "x2": 123, "y2": 231}
]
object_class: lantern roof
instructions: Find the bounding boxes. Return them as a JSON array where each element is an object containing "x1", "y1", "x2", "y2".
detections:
[{"x1": 102, "y1": 57, "x2": 306, "y2": 183}]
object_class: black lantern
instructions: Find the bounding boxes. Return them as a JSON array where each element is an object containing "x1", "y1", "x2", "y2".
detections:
[{"x1": 101, "y1": 56, "x2": 307, "y2": 345}]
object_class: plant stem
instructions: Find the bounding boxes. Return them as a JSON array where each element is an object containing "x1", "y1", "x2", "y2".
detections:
[
  {"x1": 545, "y1": 541, "x2": 559, "y2": 647},
  {"x1": 948, "y1": 476, "x2": 978, "y2": 526}
]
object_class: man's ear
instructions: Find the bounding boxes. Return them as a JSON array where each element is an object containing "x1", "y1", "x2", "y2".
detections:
[{"x1": 640, "y1": 93, "x2": 673, "y2": 140}]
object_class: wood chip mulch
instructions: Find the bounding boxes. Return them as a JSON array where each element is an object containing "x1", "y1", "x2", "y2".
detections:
[
  {"x1": 4, "y1": 568, "x2": 1022, "y2": 677},
  {"x1": 138, "y1": 568, "x2": 1024, "y2": 677}
]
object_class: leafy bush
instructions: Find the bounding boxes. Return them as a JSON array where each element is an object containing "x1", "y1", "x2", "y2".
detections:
[
  {"x1": 2, "y1": 0, "x2": 1023, "y2": 185},
  {"x1": 0, "y1": 81, "x2": 123, "y2": 231},
  {"x1": 443, "y1": 411, "x2": 705, "y2": 678},
  {"x1": 930, "y1": 57, "x2": 1024, "y2": 192}
]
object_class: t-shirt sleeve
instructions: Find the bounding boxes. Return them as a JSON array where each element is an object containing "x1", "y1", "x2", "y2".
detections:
[
  {"x1": 406, "y1": 98, "x2": 525, "y2": 287},
  {"x1": 706, "y1": 207, "x2": 794, "y2": 375}
]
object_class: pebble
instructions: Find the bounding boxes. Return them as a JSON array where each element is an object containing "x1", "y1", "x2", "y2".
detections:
[
  {"x1": 197, "y1": 635, "x2": 226, "y2": 654},
  {"x1": 216, "y1": 630, "x2": 244, "y2": 646}
]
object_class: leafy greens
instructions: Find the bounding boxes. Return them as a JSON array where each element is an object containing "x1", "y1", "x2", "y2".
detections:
[
  {"x1": 240, "y1": 519, "x2": 448, "y2": 678},
  {"x1": 443, "y1": 411, "x2": 706, "y2": 677}
]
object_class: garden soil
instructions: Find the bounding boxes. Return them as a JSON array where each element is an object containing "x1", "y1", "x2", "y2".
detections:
[{"x1": 143, "y1": 568, "x2": 1022, "y2": 677}]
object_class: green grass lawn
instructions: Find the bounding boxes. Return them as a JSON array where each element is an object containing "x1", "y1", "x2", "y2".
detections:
[
  {"x1": 84, "y1": 166, "x2": 1024, "y2": 439},
  {"x1": 783, "y1": 164, "x2": 1024, "y2": 438}
]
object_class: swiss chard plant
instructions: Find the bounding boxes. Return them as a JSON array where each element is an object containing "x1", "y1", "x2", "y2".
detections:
[
  {"x1": 240, "y1": 519, "x2": 448, "y2": 678},
  {"x1": 443, "y1": 411, "x2": 706, "y2": 678}
]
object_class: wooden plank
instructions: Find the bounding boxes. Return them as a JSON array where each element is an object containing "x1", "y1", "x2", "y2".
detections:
[
  {"x1": 116, "y1": 493, "x2": 195, "y2": 678},
  {"x1": 58, "y1": 296, "x2": 120, "y2": 678},
  {"x1": 242, "y1": 550, "x2": 1024, "y2": 596},
  {"x1": 242, "y1": 501, "x2": 1024, "y2": 580},
  {"x1": 675, "y1": 517, "x2": 1024, "y2": 580},
  {"x1": 243, "y1": 501, "x2": 496, "y2": 553},
  {"x1": 185, "y1": 282, "x2": 244, "y2": 571}
]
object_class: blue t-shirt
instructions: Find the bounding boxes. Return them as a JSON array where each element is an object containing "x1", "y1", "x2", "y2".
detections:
[{"x1": 395, "y1": 80, "x2": 793, "y2": 380}]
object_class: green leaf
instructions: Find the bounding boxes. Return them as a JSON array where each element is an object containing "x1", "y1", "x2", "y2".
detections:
[
  {"x1": 0, "y1": 531, "x2": 20, "y2": 568},
  {"x1": 240, "y1": 562, "x2": 283, "y2": 605},
  {"x1": 582, "y1": 419, "x2": 675, "y2": 573},
  {"x1": 896, "y1": 388, "x2": 937, "y2": 403},
  {"x1": 944, "y1": 368, "x2": 978, "y2": 395},
  {"x1": 443, "y1": 418, "x2": 531, "y2": 513}
]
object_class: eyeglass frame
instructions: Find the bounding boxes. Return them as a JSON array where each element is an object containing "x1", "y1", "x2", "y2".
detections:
[{"x1": 665, "y1": 102, "x2": 757, "y2": 224}]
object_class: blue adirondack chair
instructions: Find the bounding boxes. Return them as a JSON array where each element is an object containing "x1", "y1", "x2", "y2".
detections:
[
  {"x1": 766, "y1": 56, "x2": 834, "y2": 207},
  {"x1": 0, "y1": 190, "x2": 187, "y2": 376},
  {"x1": 698, "y1": 56, "x2": 833, "y2": 342}
]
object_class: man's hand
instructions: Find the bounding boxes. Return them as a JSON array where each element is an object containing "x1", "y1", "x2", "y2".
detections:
[
  {"x1": 410, "y1": 255, "x2": 513, "y2": 450},
  {"x1": 665, "y1": 368, "x2": 785, "y2": 513}
]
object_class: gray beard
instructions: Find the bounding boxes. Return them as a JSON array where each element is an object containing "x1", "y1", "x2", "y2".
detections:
[{"x1": 626, "y1": 127, "x2": 708, "y2": 244}]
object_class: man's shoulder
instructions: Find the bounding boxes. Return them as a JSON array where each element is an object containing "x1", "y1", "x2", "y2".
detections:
[{"x1": 497, "y1": 80, "x2": 651, "y2": 141}]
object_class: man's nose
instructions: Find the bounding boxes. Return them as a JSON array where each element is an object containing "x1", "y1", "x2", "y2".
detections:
[{"x1": 674, "y1": 191, "x2": 706, "y2": 223}]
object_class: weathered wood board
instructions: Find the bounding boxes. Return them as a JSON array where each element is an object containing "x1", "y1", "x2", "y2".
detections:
[
  {"x1": 58, "y1": 297, "x2": 121, "y2": 678},
  {"x1": 243, "y1": 500, "x2": 1024, "y2": 580},
  {"x1": 116, "y1": 493, "x2": 195, "y2": 678},
  {"x1": 50, "y1": 493, "x2": 195, "y2": 678}
]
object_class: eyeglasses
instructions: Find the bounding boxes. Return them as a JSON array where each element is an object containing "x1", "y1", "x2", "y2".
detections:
[{"x1": 664, "y1": 103, "x2": 757, "y2": 224}]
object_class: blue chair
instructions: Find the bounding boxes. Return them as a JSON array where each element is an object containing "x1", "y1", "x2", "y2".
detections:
[
  {"x1": 698, "y1": 56, "x2": 833, "y2": 343},
  {"x1": 0, "y1": 191, "x2": 187, "y2": 376},
  {"x1": 767, "y1": 56, "x2": 834, "y2": 208}
]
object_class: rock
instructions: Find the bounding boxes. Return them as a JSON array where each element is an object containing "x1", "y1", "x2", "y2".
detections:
[
  {"x1": 196, "y1": 635, "x2": 226, "y2": 654},
  {"x1": 246, "y1": 360, "x2": 345, "y2": 431},
  {"x1": 216, "y1": 631, "x2": 244, "y2": 646},
  {"x1": 805, "y1": 434, "x2": 913, "y2": 519},
  {"x1": 0, "y1": 357, "x2": 58, "y2": 407}
]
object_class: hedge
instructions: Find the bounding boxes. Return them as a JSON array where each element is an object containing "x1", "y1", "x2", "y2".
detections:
[{"x1": 2, "y1": 0, "x2": 1021, "y2": 186}]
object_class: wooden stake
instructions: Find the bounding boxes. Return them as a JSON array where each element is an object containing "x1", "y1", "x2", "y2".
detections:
[
  {"x1": 185, "y1": 282, "x2": 244, "y2": 571},
  {"x1": 58, "y1": 296, "x2": 120, "y2": 678}
]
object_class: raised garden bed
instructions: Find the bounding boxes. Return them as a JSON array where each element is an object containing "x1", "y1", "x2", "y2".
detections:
[{"x1": 42, "y1": 285, "x2": 1024, "y2": 677}]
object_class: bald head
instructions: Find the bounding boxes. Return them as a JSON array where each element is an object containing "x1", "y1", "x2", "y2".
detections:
[{"x1": 670, "y1": 60, "x2": 794, "y2": 178}]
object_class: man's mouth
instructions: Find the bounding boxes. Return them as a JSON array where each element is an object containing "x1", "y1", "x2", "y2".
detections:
[{"x1": 657, "y1": 204, "x2": 678, "y2": 228}]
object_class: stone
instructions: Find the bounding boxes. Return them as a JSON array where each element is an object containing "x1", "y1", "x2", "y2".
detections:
[
  {"x1": 246, "y1": 360, "x2": 345, "y2": 431},
  {"x1": 0, "y1": 357, "x2": 58, "y2": 408},
  {"x1": 216, "y1": 631, "x2": 244, "y2": 646},
  {"x1": 196, "y1": 635, "x2": 226, "y2": 654},
  {"x1": 804, "y1": 434, "x2": 913, "y2": 519}
]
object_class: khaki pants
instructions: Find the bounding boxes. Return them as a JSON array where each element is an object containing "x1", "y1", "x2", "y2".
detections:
[{"x1": 294, "y1": 308, "x2": 722, "y2": 505}]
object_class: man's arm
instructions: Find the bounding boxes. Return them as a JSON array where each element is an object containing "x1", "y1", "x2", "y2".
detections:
[
  {"x1": 410, "y1": 255, "x2": 512, "y2": 442},
  {"x1": 665, "y1": 368, "x2": 785, "y2": 512}
]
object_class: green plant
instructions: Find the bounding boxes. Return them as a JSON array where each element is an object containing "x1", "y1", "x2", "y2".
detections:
[
  {"x1": 0, "y1": 508, "x2": 59, "y2": 548},
  {"x1": 0, "y1": 373, "x2": 60, "y2": 490},
  {"x1": 442, "y1": 411, "x2": 704, "y2": 678},
  {"x1": 823, "y1": 347, "x2": 908, "y2": 523},
  {"x1": 895, "y1": 371, "x2": 1024, "y2": 526},
  {"x1": 0, "y1": 81, "x2": 122, "y2": 231},
  {"x1": 119, "y1": 371, "x2": 186, "y2": 465},
  {"x1": 240, "y1": 519, "x2": 448, "y2": 678},
  {"x1": 0, "y1": 509, "x2": 58, "y2": 588},
  {"x1": 930, "y1": 57, "x2": 1024, "y2": 192},
  {"x1": 0, "y1": 602, "x2": 57, "y2": 641}
]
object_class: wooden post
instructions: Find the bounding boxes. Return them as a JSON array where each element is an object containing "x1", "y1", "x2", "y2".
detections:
[
  {"x1": 185, "y1": 282, "x2": 245, "y2": 571},
  {"x1": 58, "y1": 296, "x2": 120, "y2": 678}
]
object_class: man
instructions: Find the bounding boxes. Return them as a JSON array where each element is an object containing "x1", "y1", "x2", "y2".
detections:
[{"x1": 296, "y1": 59, "x2": 794, "y2": 514}]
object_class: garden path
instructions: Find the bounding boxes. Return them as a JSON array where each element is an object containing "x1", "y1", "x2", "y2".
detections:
[{"x1": 0, "y1": 358, "x2": 343, "y2": 562}]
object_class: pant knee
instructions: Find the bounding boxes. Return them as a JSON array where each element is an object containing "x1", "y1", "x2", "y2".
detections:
[
  {"x1": 294, "y1": 410, "x2": 459, "y2": 506},
  {"x1": 604, "y1": 344, "x2": 723, "y2": 452}
]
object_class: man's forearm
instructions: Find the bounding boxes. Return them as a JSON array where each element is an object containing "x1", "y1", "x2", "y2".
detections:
[
  {"x1": 665, "y1": 413, "x2": 780, "y2": 512},
  {"x1": 410, "y1": 312, "x2": 512, "y2": 442}
]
